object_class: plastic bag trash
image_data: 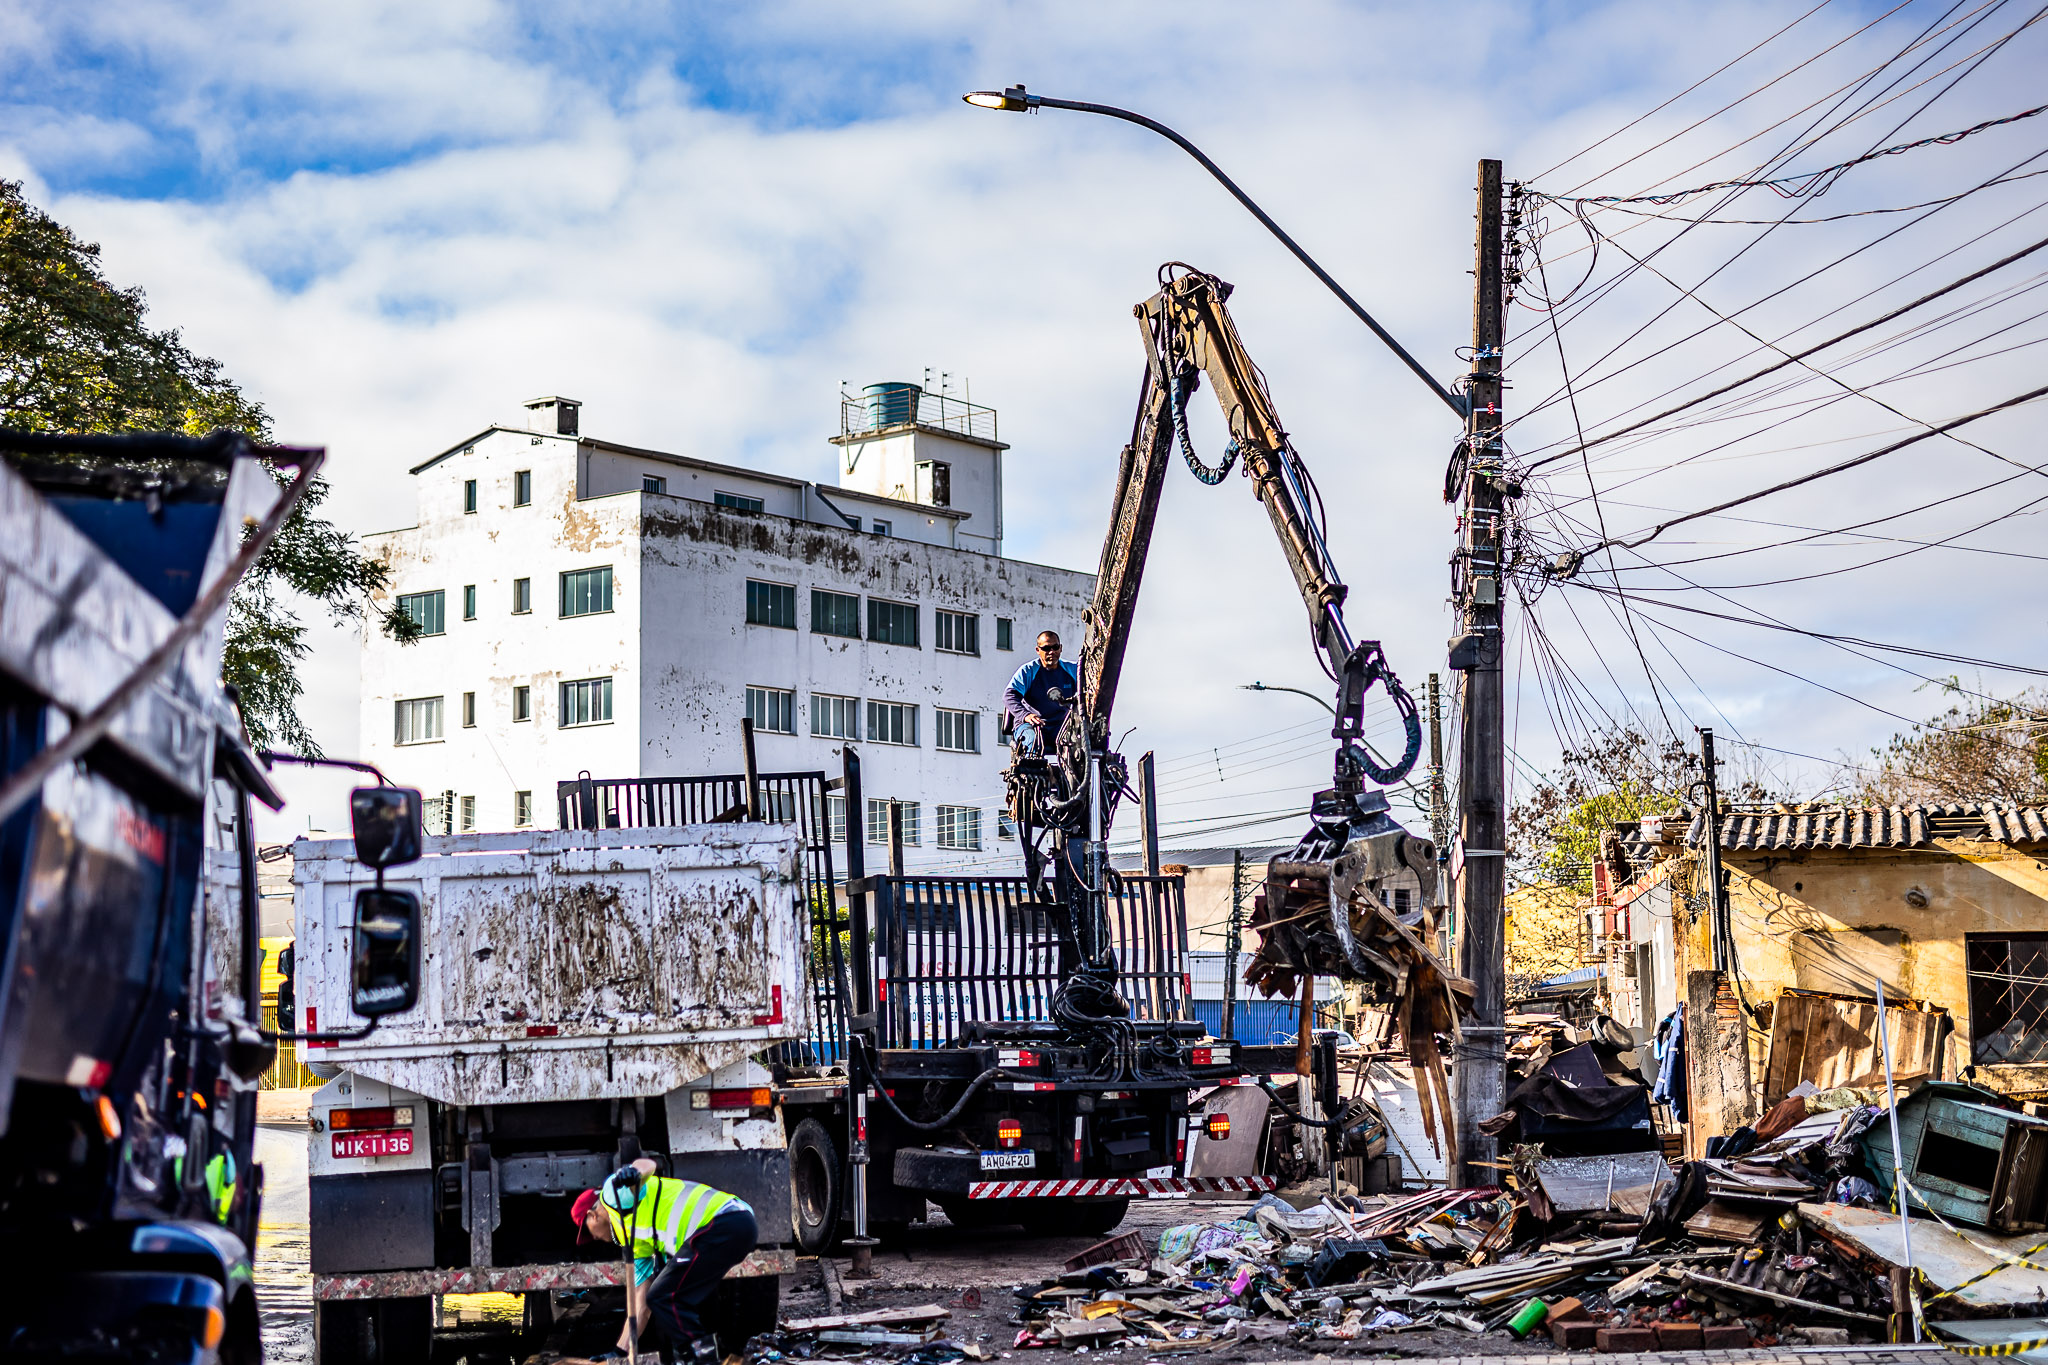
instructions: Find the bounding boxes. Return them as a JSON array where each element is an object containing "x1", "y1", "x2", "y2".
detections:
[
  {"x1": 1362, "y1": 1309, "x2": 1413, "y2": 1331},
  {"x1": 1831, "y1": 1175, "x2": 1879, "y2": 1206},
  {"x1": 1319, "y1": 1297, "x2": 1344, "y2": 1317}
]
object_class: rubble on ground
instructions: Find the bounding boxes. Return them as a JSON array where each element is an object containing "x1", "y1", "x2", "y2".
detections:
[{"x1": 759, "y1": 1081, "x2": 2047, "y2": 1357}]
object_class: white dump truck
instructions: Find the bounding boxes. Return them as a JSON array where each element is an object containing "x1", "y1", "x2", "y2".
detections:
[{"x1": 293, "y1": 822, "x2": 806, "y2": 1363}]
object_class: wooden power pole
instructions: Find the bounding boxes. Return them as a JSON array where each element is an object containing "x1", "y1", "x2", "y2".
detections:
[{"x1": 1452, "y1": 158, "x2": 1508, "y2": 1188}]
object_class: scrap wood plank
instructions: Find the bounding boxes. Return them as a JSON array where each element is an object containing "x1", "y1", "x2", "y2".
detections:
[
  {"x1": 782, "y1": 1304, "x2": 950, "y2": 1333},
  {"x1": 1685, "y1": 1200, "x2": 1769, "y2": 1242},
  {"x1": 1678, "y1": 1271, "x2": 1884, "y2": 1324}
]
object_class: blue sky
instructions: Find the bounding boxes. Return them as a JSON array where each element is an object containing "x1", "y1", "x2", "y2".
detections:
[{"x1": 5, "y1": 0, "x2": 2043, "y2": 842}]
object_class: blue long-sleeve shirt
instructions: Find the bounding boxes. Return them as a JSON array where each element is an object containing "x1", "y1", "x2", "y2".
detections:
[{"x1": 1003, "y1": 659, "x2": 1079, "y2": 740}]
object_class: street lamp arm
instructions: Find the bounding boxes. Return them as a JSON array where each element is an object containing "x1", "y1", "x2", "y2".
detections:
[
  {"x1": 971, "y1": 86, "x2": 1467, "y2": 419},
  {"x1": 1240, "y1": 681, "x2": 1335, "y2": 715}
]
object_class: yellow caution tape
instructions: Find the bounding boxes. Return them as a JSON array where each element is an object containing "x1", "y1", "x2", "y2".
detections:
[{"x1": 1892, "y1": 1175, "x2": 2048, "y2": 1356}]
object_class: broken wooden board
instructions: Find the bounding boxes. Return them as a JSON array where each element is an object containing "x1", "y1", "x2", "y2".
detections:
[
  {"x1": 782, "y1": 1304, "x2": 950, "y2": 1333},
  {"x1": 1684, "y1": 1200, "x2": 1769, "y2": 1243}
]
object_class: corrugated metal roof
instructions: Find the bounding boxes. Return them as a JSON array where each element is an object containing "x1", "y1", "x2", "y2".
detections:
[{"x1": 1687, "y1": 802, "x2": 2048, "y2": 851}]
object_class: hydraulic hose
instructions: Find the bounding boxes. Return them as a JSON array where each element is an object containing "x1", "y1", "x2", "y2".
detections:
[
  {"x1": 863, "y1": 1064, "x2": 1033, "y2": 1133},
  {"x1": 1255, "y1": 1076, "x2": 1347, "y2": 1132}
]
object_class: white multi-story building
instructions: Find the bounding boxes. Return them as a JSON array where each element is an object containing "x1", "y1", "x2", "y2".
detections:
[{"x1": 358, "y1": 388, "x2": 1093, "y2": 867}]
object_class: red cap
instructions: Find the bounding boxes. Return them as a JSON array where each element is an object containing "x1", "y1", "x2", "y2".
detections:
[{"x1": 572, "y1": 1188, "x2": 604, "y2": 1244}]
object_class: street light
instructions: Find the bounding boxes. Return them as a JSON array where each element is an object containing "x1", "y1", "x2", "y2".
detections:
[
  {"x1": 1239, "y1": 682, "x2": 1431, "y2": 805},
  {"x1": 1240, "y1": 680, "x2": 1333, "y2": 716},
  {"x1": 962, "y1": 83, "x2": 1465, "y2": 418}
]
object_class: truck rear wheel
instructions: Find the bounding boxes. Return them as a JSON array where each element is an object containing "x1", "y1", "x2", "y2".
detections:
[
  {"x1": 788, "y1": 1117, "x2": 842, "y2": 1255},
  {"x1": 313, "y1": 1296, "x2": 431, "y2": 1364}
]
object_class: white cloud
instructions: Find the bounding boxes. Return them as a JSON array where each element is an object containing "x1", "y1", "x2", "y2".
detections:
[{"x1": 4, "y1": 0, "x2": 2044, "y2": 840}]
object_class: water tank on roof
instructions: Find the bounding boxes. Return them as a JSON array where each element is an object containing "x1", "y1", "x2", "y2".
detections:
[{"x1": 863, "y1": 382, "x2": 921, "y2": 431}]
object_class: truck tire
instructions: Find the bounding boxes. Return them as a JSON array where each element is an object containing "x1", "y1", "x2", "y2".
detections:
[
  {"x1": 788, "y1": 1117, "x2": 842, "y2": 1255},
  {"x1": 313, "y1": 1297, "x2": 432, "y2": 1364},
  {"x1": 711, "y1": 1275, "x2": 781, "y2": 1356}
]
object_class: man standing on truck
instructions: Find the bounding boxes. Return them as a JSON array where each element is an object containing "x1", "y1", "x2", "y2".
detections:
[
  {"x1": 573, "y1": 1157, "x2": 757, "y2": 1363},
  {"x1": 1003, "y1": 630, "x2": 1080, "y2": 758}
]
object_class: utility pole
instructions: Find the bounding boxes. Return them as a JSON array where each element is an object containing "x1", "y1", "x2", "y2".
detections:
[
  {"x1": 1224, "y1": 851, "x2": 1243, "y2": 1042},
  {"x1": 1426, "y1": 672, "x2": 1450, "y2": 956},
  {"x1": 1699, "y1": 729, "x2": 1731, "y2": 970},
  {"x1": 1452, "y1": 159, "x2": 1508, "y2": 1189}
]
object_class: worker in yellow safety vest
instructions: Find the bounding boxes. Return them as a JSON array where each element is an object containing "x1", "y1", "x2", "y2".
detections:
[
  {"x1": 573, "y1": 1157, "x2": 757, "y2": 1364},
  {"x1": 171, "y1": 1150, "x2": 236, "y2": 1225}
]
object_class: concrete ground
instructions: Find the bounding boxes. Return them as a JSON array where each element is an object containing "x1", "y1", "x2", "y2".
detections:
[
  {"x1": 256, "y1": 1099, "x2": 314, "y2": 1364},
  {"x1": 253, "y1": 1106, "x2": 1896, "y2": 1364}
]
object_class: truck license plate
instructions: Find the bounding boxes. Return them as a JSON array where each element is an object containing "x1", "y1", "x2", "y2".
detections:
[
  {"x1": 334, "y1": 1129, "x2": 413, "y2": 1160},
  {"x1": 979, "y1": 1150, "x2": 1034, "y2": 1171}
]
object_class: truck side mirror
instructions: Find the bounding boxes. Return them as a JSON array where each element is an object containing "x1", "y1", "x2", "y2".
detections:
[
  {"x1": 351, "y1": 786, "x2": 423, "y2": 869},
  {"x1": 352, "y1": 887, "x2": 422, "y2": 1017}
]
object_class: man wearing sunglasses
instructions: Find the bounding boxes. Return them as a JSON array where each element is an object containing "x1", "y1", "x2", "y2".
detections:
[{"x1": 1003, "y1": 631, "x2": 1080, "y2": 758}]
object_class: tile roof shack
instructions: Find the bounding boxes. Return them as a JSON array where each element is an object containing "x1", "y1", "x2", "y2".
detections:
[
  {"x1": 1692, "y1": 803, "x2": 2048, "y2": 852},
  {"x1": 1647, "y1": 802, "x2": 2048, "y2": 1135}
]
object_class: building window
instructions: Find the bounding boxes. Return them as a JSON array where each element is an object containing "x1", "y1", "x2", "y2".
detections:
[
  {"x1": 747, "y1": 686, "x2": 796, "y2": 735},
  {"x1": 512, "y1": 685, "x2": 531, "y2": 722},
  {"x1": 462, "y1": 691, "x2": 476, "y2": 728},
  {"x1": 997, "y1": 812, "x2": 1018, "y2": 841},
  {"x1": 512, "y1": 578, "x2": 532, "y2": 614},
  {"x1": 462, "y1": 585, "x2": 476, "y2": 620},
  {"x1": 1968, "y1": 933, "x2": 2048, "y2": 1065},
  {"x1": 560, "y1": 677, "x2": 613, "y2": 727},
  {"x1": 514, "y1": 470, "x2": 532, "y2": 506},
  {"x1": 866, "y1": 700, "x2": 918, "y2": 747},
  {"x1": 867, "y1": 798, "x2": 920, "y2": 846},
  {"x1": 867, "y1": 598, "x2": 918, "y2": 647},
  {"x1": 459, "y1": 796, "x2": 476, "y2": 833},
  {"x1": 864, "y1": 699, "x2": 921, "y2": 753},
  {"x1": 746, "y1": 580, "x2": 797, "y2": 629},
  {"x1": 463, "y1": 479, "x2": 477, "y2": 514},
  {"x1": 935, "y1": 610, "x2": 979, "y2": 656},
  {"x1": 560, "y1": 566, "x2": 614, "y2": 617},
  {"x1": 715, "y1": 490, "x2": 764, "y2": 513},
  {"x1": 643, "y1": 474, "x2": 666, "y2": 495},
  {"x1": 397, "y1": 590, "x2": 445, "y2": 636},
  {"x1": 513, "y1": 790, "x2": 533, "y2": 827},
  {"x1": 812, "y1": 693, "x2": 859, "y2": 740},
  {"x1": 423, "y1": 794, "x2": 448, "y2": 833},
  {"x1": 395, "y1": 696, "x2": 444, "y2": 745},
  {"x1": 811, "y1": 589, "x2": 862, "y2": 638},
  {"x1": 937, "y1": 804, "x2": 981, "y2": 851},
  {"x1": 872, "y1": 520, "x2": 891, "y2": 537},
  {"x1": 827, "y1": 794, "x2": 847, "y2": 844},
  {"x1": 996, "y1": 617, "x2": 1014, "y2": 651},
  {"x1": 935, "y1": 708, "x2": 979, "y2": 754},
  {"x1": 1394, "y1": 887, "x2": 1412, "y2": 913}
]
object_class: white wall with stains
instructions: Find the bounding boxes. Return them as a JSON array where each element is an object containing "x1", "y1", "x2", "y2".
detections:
[{"x1": 359, "y1": 403, "x2": 1091, "y2": 869}]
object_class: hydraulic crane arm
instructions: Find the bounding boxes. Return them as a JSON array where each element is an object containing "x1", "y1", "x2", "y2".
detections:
[{"x1": 1076, "y1": 265, "x2": 1422, "y2": 785}]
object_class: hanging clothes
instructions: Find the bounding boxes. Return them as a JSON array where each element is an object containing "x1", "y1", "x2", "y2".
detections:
[{"x1": 1652, "y1": 1004, "x2": 1688, "y2": 1124}]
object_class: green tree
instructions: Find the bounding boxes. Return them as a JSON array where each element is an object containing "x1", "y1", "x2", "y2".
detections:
[
  {"x1": 0, "y1": 178, "x2": 414, "y2": 752},
  {"x1": 1508, "y1": 725, "x2": 1774, "y2": 894},
  {"x1": 1858, "y1": 682, "x2": 2048, "y2": 806}
]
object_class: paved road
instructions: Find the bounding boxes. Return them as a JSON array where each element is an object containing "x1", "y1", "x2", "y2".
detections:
[{"x1": 257, "y1": 1121, "x2": 312, "y2": 1364}]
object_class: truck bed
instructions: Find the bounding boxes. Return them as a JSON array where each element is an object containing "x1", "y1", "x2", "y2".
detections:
[{"x1": 293, "y1": 824, "x2": 806, "y2": 1105}]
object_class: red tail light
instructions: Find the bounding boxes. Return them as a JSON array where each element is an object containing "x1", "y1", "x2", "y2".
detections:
[
  {"x1": 1190, "y1": 1047, "x2": 1213, "y2": 1066},
  {"x1": 997, "y1": 1119, "x2": 1023, "y2": 1149},
  {"x1": 332, "y1": 1105, "x2": 414, "y2": 1131},
  {"x1": 1174, "y1": 1117, "x2": 1187, "y2": 1163},
  {"x1": 690, "y1": 1087, "x2": 773, "y2": 1111},
  {"x1": 1206, "y1": 1113, "x2": 1232, "y2": 1141}
]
